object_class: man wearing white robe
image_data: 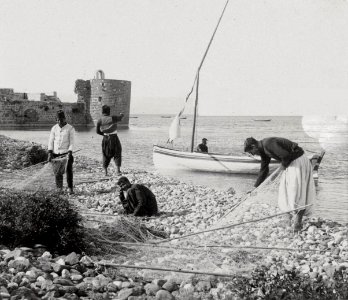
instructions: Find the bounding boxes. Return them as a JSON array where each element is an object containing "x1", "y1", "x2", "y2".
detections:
[{"x1": 244, "y1": 137, "x2": 316, "y2": 232}]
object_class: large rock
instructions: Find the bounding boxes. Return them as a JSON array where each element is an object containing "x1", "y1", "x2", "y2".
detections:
[
  {"x1": 65, "y1": 252, "x2": 79, "y2": 265},
  {"x1": 53, "y1": 278, "x2": 74, "y2": 286},
  {"x1": 0, "y1": 286, "x2": 10, "y2": 299},
  {"x1": 195, "y1": 280, "x2": 212, "y2": 292},
  {"x1": 162, "y1": 281, "x2": 178, "y2": 292},
  {"x1": 8, "y1": 257, "x2": 30, "y2": 271},
  {"x1": 145, "y1": 283, "x2": 161, "y2": 296},
  {"x1": 80, "y1": 255, "x2": 94, "y2": 267},
  {"x1": 118, "y1": 288, "x2": 134, "y2": 300},
  {"x1": 4, "y1": 249, "x2": 22, "y2": 262},
  {"x1": 156, "y1": 290, "x2": 175, "y2": 300}
]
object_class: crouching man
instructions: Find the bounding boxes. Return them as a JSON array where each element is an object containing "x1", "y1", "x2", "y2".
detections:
[{"x1": 117, "y1": 176, "x2": 158, "y2": 217}]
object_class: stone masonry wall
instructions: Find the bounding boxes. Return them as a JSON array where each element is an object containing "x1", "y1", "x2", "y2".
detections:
[
  {"x1": 0, "y1": 100, "x2": 91, "y2": 128},
  {"x1": 90, "y1": 79, "x2": 131, "y2": 128}
]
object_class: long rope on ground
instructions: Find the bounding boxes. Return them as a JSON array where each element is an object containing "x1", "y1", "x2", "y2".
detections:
[
  {"x1": 97, "y1": 261, "x2": 241, "y2": 278},
  {"x1": 94, "y1": 239, "x2": 323, "y2": 253}
]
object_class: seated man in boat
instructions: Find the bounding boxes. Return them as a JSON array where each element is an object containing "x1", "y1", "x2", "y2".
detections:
[
  {"x1": 117, "y1": 176, "x2": 158, "y2": 217},
  {"x1": 244, "y1": 137, "x2": 315, "y2": 232},
  {"x1": 197, "y1": 138, "x2": 208, "y2": 153}
]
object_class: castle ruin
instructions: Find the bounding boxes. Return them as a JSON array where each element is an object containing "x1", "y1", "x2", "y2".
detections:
[{"x1": 0, "y1": 70, "x2": 131, "y2": 129}]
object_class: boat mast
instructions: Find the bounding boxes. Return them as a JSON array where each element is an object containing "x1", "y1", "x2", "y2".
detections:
[
  {"x1": 189, "y1": 0, "x2": 229, "y2": 152},
  {"x1": 191, "y1": 72, "x2": 199, "y2": 152}
]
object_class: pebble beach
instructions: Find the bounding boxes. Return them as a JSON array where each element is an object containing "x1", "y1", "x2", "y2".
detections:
[{"x1": 0, "y1": 134, "x2": 347, "y2": 299}]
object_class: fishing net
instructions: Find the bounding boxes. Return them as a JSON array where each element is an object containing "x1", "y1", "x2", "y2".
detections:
[
  {"x1": 215, "y1": 167, "x2": 283, "y2": 227},
  {"x1": 83, "y1": 216, "x2": 167, "y2": 256},
  {"x1": 0, "y1": 157, "x2": 68, "y2": 192},
  {"x1": 124, "y1": 169, "x2": 287, "y2": 277}
]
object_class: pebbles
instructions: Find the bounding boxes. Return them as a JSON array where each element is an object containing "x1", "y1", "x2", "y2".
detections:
[{"x1": 0, "y1": 134, "x2": 347, "y2": 299}]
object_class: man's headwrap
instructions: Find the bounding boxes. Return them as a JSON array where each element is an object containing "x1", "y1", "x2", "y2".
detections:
[
  {"x1": 56, "y1": 110, "x2": 66, "y2": 119},
  {"x1": 244, "y1": 137, "x2": 258, "y2": 152},
  {"x1": 102, "y1": 105, "x2": 110, "y2": 115},
  {"x1": 117, "y1": 176, "x2": 130, "y2": 186}
]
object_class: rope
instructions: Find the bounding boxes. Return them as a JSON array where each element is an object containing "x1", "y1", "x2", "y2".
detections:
[
  {"x1": 97, "y1": 261, "x2": 240, "y2": 278},
  {"x1": 94, "y1": 240, "x2": 324, "y2": 253},
  {"x1": 175, "y1": 0, "x2": 230, "y2": 118},
  {"x1": 75, "y1": 177, "x2": 112, "y2": 185},
  {"x1": 153, "y1": 204, "x2": 312, "y2": 245}
]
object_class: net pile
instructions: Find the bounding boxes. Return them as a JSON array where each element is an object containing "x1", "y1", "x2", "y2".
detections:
[
  {"x1": 0, "y1": 157, "x2": 68, "y2": 192},
  {"x1": 83, "y1": 216, "x2": 167, "y2": 256}
]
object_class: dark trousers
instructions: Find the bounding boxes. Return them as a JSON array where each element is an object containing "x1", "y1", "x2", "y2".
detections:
[
  {"x1": 53, "y1": 153, "x2": 74, "y2": 189},
  {"x1": 102, "y1": 134, "x2": 122, "y2": 168}
]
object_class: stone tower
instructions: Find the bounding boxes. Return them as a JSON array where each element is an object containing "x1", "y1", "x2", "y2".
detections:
[{"x1": 89, "y1": 70, "x2": 131, "y2": 128}]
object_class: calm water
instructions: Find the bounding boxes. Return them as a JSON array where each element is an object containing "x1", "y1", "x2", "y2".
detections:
[{"x1": 1, "y1": 115, "x2": 347, "y2": 224}]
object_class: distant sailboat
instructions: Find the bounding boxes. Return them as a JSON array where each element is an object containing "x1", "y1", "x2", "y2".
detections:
[{"x1": 253, "y1": 118, "x2": 271, "y2": 122}]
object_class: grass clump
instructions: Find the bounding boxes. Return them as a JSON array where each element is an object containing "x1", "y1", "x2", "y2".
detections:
[{"x1": 0, "y1": 189, "x2": 85, "y2": 254}]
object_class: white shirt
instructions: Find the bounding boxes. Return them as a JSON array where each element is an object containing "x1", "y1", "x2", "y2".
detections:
[{"x1": 48, "y1": 123, "x2": 75, "y2": 154}]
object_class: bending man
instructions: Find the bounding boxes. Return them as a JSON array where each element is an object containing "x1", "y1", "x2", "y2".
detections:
[
  {"x1": 96, "y1": 105, "x2": 124, "y2": 175},
  {"x1": 117, "y1": 176, "x2": 158, "y2": 217},
  {"x1": 244, "y1": 137, "x2": 315, "y2": 232}
]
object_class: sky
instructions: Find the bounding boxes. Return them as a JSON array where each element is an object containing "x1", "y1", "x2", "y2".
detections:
[{"x1": 0, "y1": 0, "x2": 347, "y2": 116}]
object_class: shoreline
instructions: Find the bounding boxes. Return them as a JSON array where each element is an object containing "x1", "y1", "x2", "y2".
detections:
[{"x1": 0, "y1": 134, "x2": 347, "y2": 299}]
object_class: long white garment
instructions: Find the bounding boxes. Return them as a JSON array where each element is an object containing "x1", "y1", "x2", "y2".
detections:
[{"x1": 278, "y1": 154, "x2": 316, "y2": 215}]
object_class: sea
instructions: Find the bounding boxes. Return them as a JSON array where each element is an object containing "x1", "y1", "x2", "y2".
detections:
[{"x1": 1, "y1": 115, "x2": 347, "y2": 224}]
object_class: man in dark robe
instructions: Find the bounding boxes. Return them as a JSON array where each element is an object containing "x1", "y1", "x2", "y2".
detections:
[
  {"x1": 117, "y1": 176, "x2": 158, "y2": 217},
  {"x1": 96, "y1": 105, "x2": 124, "y2": 175}
]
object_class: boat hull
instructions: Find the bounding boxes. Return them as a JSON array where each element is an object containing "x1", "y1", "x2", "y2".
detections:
[{"x1": 153, "y1": 145, "x2": 279, "y2": 174}]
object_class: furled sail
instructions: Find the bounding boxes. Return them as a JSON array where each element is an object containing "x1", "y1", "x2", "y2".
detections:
[{"x1": 168, "y1": 113, "x2": 181, "y2": 143}]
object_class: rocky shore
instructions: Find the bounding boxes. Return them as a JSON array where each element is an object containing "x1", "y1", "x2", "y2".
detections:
[{"x1": 0, "y1": 135, "x2": 347, "y2": 299}]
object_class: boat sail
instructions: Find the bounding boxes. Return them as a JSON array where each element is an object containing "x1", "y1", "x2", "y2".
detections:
[{"x1": 152, "y1": 0, "x2": 323, "y2": 177}]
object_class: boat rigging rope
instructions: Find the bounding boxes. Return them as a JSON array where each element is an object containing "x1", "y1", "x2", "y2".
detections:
[{"x1": 179, "y1": 0, "x2": 230, "y2": 117}]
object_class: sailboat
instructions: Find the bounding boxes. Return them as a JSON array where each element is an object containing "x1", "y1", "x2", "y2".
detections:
[{"x1": 152, "y1": 1, "x2": 324, "y2": 177}]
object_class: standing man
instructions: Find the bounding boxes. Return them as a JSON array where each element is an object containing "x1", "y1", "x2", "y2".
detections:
[
  {"x1": 243, "y1": 137, "x2": 316, "y2": 232},
  {"x1": 48, "y1": 110, "x2": 75, "y2": 194},
  {"x1": 117, "y1": 176, "x2": 158, "y2": 217},
  {"x1": 96, "y1": 105, "x2": 124, "y2": 176},
  {"x1": 197, "y1": 138, "x2": 208, "y2": 153}
]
